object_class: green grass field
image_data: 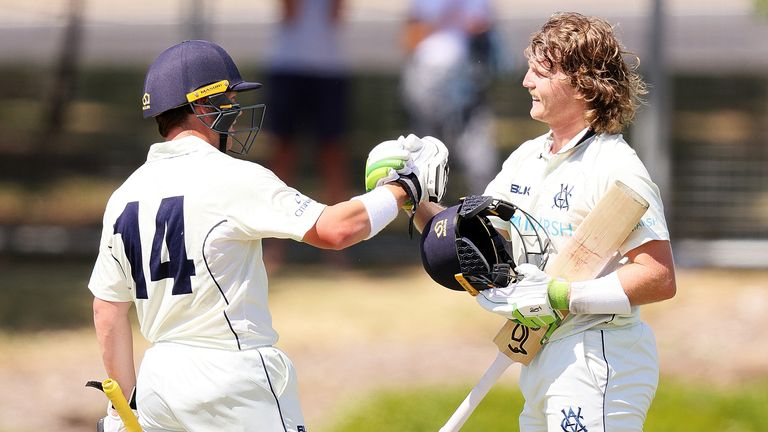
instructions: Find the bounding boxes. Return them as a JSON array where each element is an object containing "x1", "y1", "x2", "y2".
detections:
[{"x1": 325, "y1": 380, "x2": 768, "y2": 432}]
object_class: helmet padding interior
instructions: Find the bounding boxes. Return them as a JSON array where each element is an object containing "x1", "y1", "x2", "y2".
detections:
[{"x1": 456, "y1": 214, "x2": 497, "y2": 274}]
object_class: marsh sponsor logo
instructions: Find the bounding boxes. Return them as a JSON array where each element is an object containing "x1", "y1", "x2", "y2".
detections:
[
  {"x1": 511, "y1": 214, "x2": 575, "y2": 238},
  {"x1": 634, "y1": 216, "x2": 658, "y2": 230}
]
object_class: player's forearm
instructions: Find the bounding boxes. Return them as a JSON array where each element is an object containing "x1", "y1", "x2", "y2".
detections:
[
  {"x1": 555, "y1": 239, "x2": 676, "y2": 314},
  {"x1": 309, "y1": 201, "x2": 370, "y2": 249},
  {"x1": 307, "y1": 185, "x2": 408, "y2": 249},
  {"x1": 93, "y1": 298, "x2": 136, "y2": 399},
  {"x1": 617, "y1": 239, "x2": 677, "y2": 306},
  {"x1": 413, "y1": 201, "x2": 445, "y2": 234}
]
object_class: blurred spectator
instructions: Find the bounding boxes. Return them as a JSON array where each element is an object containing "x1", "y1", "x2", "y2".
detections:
[
  {"x1": 400, "y1": 0, "x2": 501, "y2": 197},
  {"x1": 264, "y1": 0, "x2": 351, "y2": 269},
  {"x1": 265, "y1": 0, "x2": 350, "y2": 202}
]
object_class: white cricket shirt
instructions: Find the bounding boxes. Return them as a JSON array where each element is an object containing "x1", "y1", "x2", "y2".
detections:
[
  {"x1": 89, "y1": 136, "x2": 326, "y2": 350},
  {"x1": 484, "y1": 129, "x2": 670, "y2": 341}
]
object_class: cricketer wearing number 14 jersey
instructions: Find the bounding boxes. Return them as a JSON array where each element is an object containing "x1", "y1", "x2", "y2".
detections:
[{"x1": 89, "y1": 135, "x2": 326, "y2": 350}]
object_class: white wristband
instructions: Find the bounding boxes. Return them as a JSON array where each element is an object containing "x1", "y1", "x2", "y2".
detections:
[
  {"x1": 351, "y1": 187, "x2": 399, "y2": 240},
  {"x1": 569, "y1": 271, "x2": 631, "y2": 315}
]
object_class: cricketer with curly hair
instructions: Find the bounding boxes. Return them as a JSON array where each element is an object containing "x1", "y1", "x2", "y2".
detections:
[
  {"x1": 471, "y1": 12, "x2": 676, "y2": 431},
  {"x1": 360, "y1": 11, "x2": 675, "y2": 431}
]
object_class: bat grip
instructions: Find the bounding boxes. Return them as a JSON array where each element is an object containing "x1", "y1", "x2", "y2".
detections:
[
  {"x1": 102, "y1": 379, "x2": 143, "y2": 432},
  {"x1": 439, "y1": 352, "x2": 514, "y2": 432}
]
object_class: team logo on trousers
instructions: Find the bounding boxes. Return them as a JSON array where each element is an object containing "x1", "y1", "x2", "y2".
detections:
[
  {"x1": 553, "y1": 184, "x2": 574, "y2": 210},
  {"x1": 560, "y1": 406, "x2": 588, "y2": 431}
]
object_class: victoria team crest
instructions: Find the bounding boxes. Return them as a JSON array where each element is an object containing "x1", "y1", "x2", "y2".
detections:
[
  {"x1": 560, "y1": 406, "x2": 588, "y2": 431},
  {"x1": 553, "y1": 184, "x2": 574, "y2": 210}
]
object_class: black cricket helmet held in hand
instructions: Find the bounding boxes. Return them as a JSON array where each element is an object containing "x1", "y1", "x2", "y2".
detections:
[
  {"x1": 420, "y1": 195, "x2": 553, "y2": 294},
  {"x1": 142, "y1": 40, "x2": 265, "y2": 155}
]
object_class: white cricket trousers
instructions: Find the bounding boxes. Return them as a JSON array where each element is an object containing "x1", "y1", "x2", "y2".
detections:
[
  {"x1": 136, "y1": 342, "x2": 306, "y2": 432},
  {"x1": 519, "y1": 322, "x2": 659, "y2": 432}
]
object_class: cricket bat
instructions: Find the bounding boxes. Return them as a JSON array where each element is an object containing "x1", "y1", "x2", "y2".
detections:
[
  {"x1": 87, "y1": 378, "x2": 143, "y2": 432},
  {"x1": 439, "y1": 180, "x2": 649, "y2": 432}
]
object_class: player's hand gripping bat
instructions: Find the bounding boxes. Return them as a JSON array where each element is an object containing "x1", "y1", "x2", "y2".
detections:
[
  {"x1": 439, "y1": 180, "x2": 649, "y2": 432},
  {"x1": 86, "y1": 378, "x2": 143, "y2": 432}
]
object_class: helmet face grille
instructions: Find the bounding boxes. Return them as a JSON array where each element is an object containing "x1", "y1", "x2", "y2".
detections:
[{"x1": 193, "y1": 97, "x2": 266, "y2": 155}]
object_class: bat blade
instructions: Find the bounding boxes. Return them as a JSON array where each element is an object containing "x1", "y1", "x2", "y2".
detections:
[
  {"x1": 496, "y1": 179, "x2": 649, "y2": 364},
  {"x1": 545, "y1": 180, "x2": 650, "y2": 281},
  {"x1": 439, "y1": 180, "x2": 649, "y2": 432}
]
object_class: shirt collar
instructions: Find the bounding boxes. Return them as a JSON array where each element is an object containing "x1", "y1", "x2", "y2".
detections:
[
  {"x1": 544, "y1": 127, "x2": 596, "y2": 156},
  {"x1": 146, "y1": 135, "x2": 218, "y2": 162}
]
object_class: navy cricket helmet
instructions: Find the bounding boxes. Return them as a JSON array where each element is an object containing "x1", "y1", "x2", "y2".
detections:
[
  {"x1": 142, "y1": 40, "x2": 265, "y2": 155},
  {"x1": 420, "y1": 195, "x2": 553, "y2": 294}
]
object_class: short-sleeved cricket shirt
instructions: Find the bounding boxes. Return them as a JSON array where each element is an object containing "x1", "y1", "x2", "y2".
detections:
[
  {"x1": 484, "y1": 129, "x2": 670, "y2": 341},
  {"x1": 89, "y1": 136, "x2": 326, "y2": 350}
]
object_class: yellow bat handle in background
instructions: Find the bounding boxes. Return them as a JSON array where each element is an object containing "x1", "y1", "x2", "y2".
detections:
[{"x1": 102, "y1": 379, "x2": 143, "y2": 432}]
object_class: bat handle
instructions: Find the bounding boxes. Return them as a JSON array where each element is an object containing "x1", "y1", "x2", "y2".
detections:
[
  {"x1": 439, "y1": 352, "x2": 514, "y2": 432},
  {"x1": 102, "y1": 379, "x2": 143, "y2": 432}
]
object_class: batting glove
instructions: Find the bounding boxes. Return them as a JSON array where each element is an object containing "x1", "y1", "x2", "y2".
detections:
[
  {"x1": 98, "y1": 411, "x2": 125, "y2": 432},
  {"x1": 365, "y1": 134, "x2": 449, "y2": 211},
  {"x1": 476, "y1": 264, "x2": 568, "y2": 330},
  {"x1": 401, "y1": 134, "x2": 449, "y2": 205},
  {"x1": 98, "y1": 406, "x2": 137, "y2": 432},
  {"x1": 94, "y1": 384, "x2": 139, "y2": 432},
  {"x1": 364, "y1": 138, "x2": 414, "y2": 192}
]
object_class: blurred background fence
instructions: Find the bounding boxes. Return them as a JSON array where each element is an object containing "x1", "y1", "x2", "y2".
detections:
[{"x1": 0, "y1": 0, "x2": 767, "y2": 268}]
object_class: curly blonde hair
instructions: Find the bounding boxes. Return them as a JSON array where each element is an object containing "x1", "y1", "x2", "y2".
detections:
[{"x1": 525, "y1": 12, "x2": 647, "y2": 134}]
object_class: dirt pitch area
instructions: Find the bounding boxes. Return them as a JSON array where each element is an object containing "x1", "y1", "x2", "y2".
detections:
[{"x1": 1, "y1": 266, "x2": 766, "y2": 432}]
